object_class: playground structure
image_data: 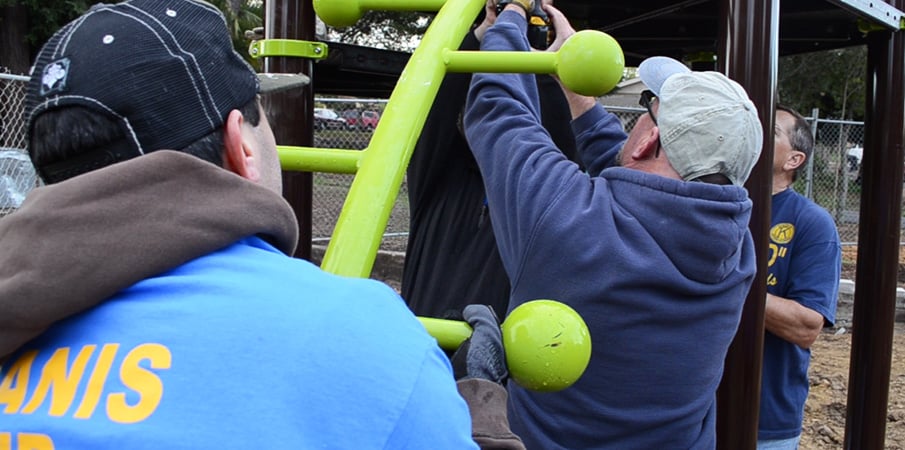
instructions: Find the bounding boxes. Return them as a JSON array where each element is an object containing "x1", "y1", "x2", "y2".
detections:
[
  {"x1": 251, "y1": 0, "x2": 624, "y2": 392},
  {"x1": 253, "y1": 0, "x2": 905, "y2": 448}
]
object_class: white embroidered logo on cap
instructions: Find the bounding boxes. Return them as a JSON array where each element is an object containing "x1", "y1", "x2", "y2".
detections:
[{"x1": 40, "y1": 58, "x2": 70, "y2": 96}]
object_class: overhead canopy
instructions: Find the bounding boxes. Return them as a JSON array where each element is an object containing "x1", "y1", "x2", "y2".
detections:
[{"x1": 311, "y1": 0, "x2": 902, "y2": 97}]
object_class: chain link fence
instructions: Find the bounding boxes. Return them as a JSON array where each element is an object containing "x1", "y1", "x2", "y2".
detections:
[
  {"x1": 0, "y1": 78, "x2": 891, "y2": 251},
  {"x1": 802, "y1": 115, "x2": 870, "y2": 246},
  {"x1": 309, "y1": 98, "x2": 411, "y2": 252},
  {"x1": 0, "y1": 70, "x2": 37, "y2": 215}
]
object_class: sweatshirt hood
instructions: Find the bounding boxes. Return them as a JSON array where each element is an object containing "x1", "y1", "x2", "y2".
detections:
[
  {"x1": 0, "y1": 150, "x2": 299, "y2": 358},
  {"x1": 604, "y1": 167, "x2": 753, "y2": 284}
]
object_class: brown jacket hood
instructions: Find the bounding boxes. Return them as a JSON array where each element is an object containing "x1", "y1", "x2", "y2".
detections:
[{"x1": 0, "y1": 150, "x2": 298, "y2": 359}]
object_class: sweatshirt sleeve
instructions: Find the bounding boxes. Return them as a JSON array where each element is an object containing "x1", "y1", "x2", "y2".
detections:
[
  {"x1": 463, "y1": 11, "x2": 611, "y2": 283},
  {"x1": 407, "y1": 31, "x2": 481, "y2": 214},
  {"x1": 571, "y1": 104, "x2": 627, "y2": 176}
]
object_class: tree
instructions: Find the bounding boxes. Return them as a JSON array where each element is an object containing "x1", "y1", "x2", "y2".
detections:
[
  {"x1": 327, "y1": 11, "x2": 434, "y2": 52},
  {"x1": 0, "y1": 0, "x2": 263, "y2": 74},
  {"x1": 778, "y1": 46, "x2": 867, "y2": 121},
  {"x1": 0, "y1": 0, "x2": 116, "y2": 74},
  {"x1": 206, "y1": 0, "x2": 264, "y2": 68}
]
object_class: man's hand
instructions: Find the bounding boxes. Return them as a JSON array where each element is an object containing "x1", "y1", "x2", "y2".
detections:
[
  {"x1": 543, "y1": 4, "x2": 575, "y2": 53},
  {"x1": 451, "y1": 305, "x2": 508, "y2": 384},
  {"x1": 474, "y1": 0, "x2": 498, "y2": 42}
]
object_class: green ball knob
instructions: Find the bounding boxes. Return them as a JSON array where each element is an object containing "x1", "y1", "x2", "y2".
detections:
[
  {"x1": 557, "y1": 30, "x2": 625, "y2": 97},
  {"x1": 502, "y1": 300, "x2": 592, "y2": 392}
]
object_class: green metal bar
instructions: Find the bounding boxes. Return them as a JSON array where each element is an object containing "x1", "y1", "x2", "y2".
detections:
[
  {"x1": 446, "y1": 30, "x2": 624, "y2": 96},
  {"x1": 418, "y1": 317, "x2": 473, "y2": 350},
  {"x1": 444, "y1": 49, "x2": 558, "y2": 73},
  {"x1": 319, "y1": 0, "x2": 486, "y2": 277},
  {"x1": 315, "y1": 0, "x2": 450, "y2": 27},
  {"x1": 278, "y1": 146, "x2": 362, "y2": 174},
  {"x1": 249, "y1": 39, "x2": 329, "y2": 60}
]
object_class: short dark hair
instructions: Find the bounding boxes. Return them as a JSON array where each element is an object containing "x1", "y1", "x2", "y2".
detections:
[
  {"x1": 777, "y1": 104, "x2": 814, "y2": 182},
  {"x1": 29, "y1": 98, "x2": 261, "y2": 183}
]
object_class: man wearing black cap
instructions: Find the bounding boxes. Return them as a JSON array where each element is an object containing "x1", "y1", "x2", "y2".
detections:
[
  {"x1": 0, "y1": 1, "x2": 514, "y2": 447},
  {"x1": 464, "y1": 2, "x2": 763, "y2": 448}
]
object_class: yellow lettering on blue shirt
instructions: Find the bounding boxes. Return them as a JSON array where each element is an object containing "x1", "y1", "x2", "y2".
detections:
[
  {"x1": 21, "y1": 346, "x2": 95, "y2": 416},
  {"x1": 0, "y1": 351, "x2": 38, "y2": 414},
  {"x1": 0, "y1": 343, "x2": 171, "y2": 424},
  {"x1": 0, "y1": 432, "x2": 55, "y2": 450},
  {"x1": 108, "y1": 344, "x2": 171, "y2": 424}
]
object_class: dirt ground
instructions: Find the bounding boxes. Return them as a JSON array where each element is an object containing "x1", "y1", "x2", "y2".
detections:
[
  {"x1": 799, "y1": 247, "x2": 905, "y2": 449},
  {"x1": 802, "y1": 332, "x2": 905, "y2": 449}
]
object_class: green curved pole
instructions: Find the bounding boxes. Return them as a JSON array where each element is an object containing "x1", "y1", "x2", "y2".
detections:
[{"x1": 318, "y1": 0, "x2": 486, "y2": 277}]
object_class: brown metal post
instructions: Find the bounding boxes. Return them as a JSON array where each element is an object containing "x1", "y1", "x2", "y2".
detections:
[
  {"x1": 264, "y1": 0, "x2": 314, "y2": 260},
  {"x1": 715, "y1": 0, "x2": 778, "y2": 448},
  {"x1": 844, "y1": 1, "x2": 905, "y2": 446}
]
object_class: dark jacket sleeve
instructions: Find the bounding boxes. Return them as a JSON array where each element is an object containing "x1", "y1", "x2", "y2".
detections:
[
  {"x1": 406, "y1": 31, "x2": 481, "y2": 214},
  {"x1": 457, "y1": 379, "x2": 526, "y2": 450}
]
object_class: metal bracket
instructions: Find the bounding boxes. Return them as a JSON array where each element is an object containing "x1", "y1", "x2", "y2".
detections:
[
  {"x1": 831, "y1": 0, "x2": 905, "y2": 31},
  {"x1": 857, "y1": 17, "x2": 905, "y2": 34},
  {"x1": 248, "y1": 39, "x2": 329, "y2": 60}
]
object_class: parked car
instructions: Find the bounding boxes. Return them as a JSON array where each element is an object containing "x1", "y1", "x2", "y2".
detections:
[
  {"x1": 314, "y1": 108, "x2": 347, "y2": 131},
  {"x1": 360, "y1": 110, "x2": 380, "y2": 130},
  {"x1": 846, "y1": 146, "x2": 863, "y2": 172},
  {"x1": 846, "y1": 146, "x2": 863, "y2": 185},
  {"x1": 340, "y1": 109, "x2": 381, "y2": 130}
]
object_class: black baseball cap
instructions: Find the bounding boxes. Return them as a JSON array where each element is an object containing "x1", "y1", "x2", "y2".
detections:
[{"x1": 25, "y1": 0, "x2": 308, "y2": 183}]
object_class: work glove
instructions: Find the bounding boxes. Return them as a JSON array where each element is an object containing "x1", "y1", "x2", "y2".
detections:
[
  {"x1": 452, "y1": 305, "x2": 509, "y2": 384},
  {"x1": 495, "y1": 0, "x2": 535, "y2": 15}
]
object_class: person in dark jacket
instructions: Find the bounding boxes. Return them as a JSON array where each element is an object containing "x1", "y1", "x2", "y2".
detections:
[
  {"x1": 403, "y1": 0, "x2": 578, "y2": 321},
  {"x1": 464, "y1": 2, "x2": 764, "y2": 448}
]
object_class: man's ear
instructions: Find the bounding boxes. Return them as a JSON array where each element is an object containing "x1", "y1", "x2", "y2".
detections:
[
  {"x1": 629, "y1": 126, "x2": 660, "y2": 161},
  {"x1": 223, "y1": 109, "x2": 260, "y2": 182},
  {"x1": 785, "y1": 150, "x2": 806, "y2": 171}
]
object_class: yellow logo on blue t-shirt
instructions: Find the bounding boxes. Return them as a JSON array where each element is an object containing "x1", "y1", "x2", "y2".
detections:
[{"x1": 770, "y1": 223, "x2": 795, "y2": 245}]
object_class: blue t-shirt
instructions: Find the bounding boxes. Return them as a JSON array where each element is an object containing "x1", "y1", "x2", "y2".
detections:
[
  {"x1": 0, "y1": 237, "x2": 477, "y2": 449},
  {"x1": 759, "y1": 189, "x2": 841, "y2": 440}
]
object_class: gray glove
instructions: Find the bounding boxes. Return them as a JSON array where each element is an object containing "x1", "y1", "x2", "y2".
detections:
[{"x1": 451, "y1": 305, "x2": 509, "y2": 384}]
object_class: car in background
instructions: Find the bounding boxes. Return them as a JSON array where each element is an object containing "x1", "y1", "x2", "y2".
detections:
[
  {"x1": 360, "y1": 110, "x2": 380, "y2": 130},
  {"x1": 846, "y1": 146, "x2": 863, "y2": 172},
  {"x1": 846, "y1": 146, "x2": 863, "y2": 184},
  {"x1": 314, "y1": 108, "x2": 347, "y2": 131},
  {"x1": 341, "y1": 109, "x2": 381, "y2": 130}
]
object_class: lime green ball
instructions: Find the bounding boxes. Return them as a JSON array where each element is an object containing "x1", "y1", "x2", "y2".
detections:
[
  {"x1": 313, "y1": 0, "x2": 362, "y2": 28},
  {"x1": 502, "y1": 300, "x2": 592, "y2": 392},
  {"x1": 557, "y1": 30, "x2": 625, "y2": 97}
]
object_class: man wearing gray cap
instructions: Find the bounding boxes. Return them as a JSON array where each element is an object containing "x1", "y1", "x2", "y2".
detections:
[
  {"x1": 0, "y1": 0, "x2": 515, "y2": 448},
  {"x1": 464, "y1": 2, "x2": 763, "y2": 448}
]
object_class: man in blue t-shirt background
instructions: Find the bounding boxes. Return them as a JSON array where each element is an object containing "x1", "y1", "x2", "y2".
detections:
[{"x1": 758, "y1": 105, "x2": 843, "y2": 449}]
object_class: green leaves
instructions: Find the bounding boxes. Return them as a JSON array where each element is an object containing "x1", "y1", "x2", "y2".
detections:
[
  {"x1": 330, "y1": 11, "x2": 431, "y2": 52},
  {"x1": 779, "y1": 47, "x2": 867, "y2": 120}
]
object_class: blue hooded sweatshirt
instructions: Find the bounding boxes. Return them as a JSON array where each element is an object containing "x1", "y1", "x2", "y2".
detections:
[
  {"x1": 464, "y1": 12, "x2": 757, "y2": 449},
  {"x1": 0, "y1": 151, "x2": 476, "y2": 449}
]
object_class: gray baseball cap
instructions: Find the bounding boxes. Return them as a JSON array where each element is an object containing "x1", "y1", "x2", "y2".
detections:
[{"x1": 639, "y1": 56, "x2": 763, "y2": 186}]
